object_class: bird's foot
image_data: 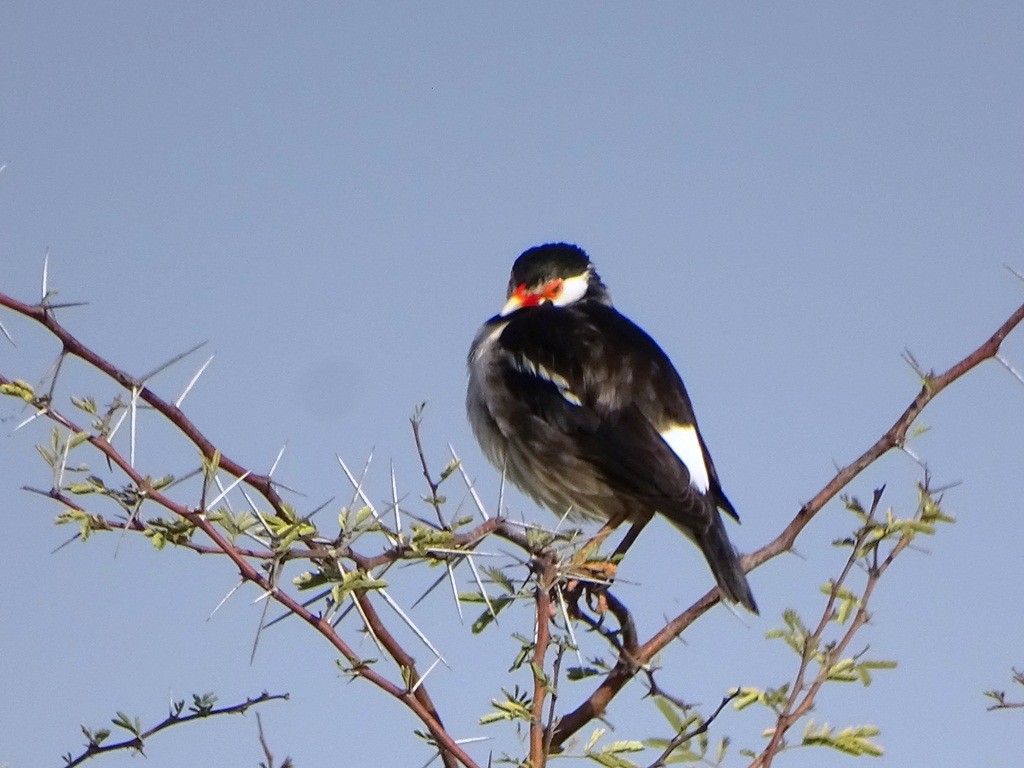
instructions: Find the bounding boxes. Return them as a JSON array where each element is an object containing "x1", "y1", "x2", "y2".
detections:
[{"x1": 562, "y1": 558, "x2": 619, "y2": 614}]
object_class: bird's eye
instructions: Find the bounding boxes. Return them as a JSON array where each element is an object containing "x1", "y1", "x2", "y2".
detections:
[{"x1": 542, "y1": 279, "x2": 564, "y2": 302}]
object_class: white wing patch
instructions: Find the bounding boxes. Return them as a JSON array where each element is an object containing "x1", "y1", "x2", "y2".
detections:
[
  {"x1": 660, "y1": 424, "x2": 710, "y2": 494},
  {"x1": 513, "y1": 355, "x2": 582, "y2": 406}
]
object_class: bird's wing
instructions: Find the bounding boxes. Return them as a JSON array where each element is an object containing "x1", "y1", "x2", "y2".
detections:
[
  {"x1": 580, "y1": 304, "x2": 740, "y2": 522},
  {"x1": 496, "y1": 305, "x2": 730, "y2": 531}
]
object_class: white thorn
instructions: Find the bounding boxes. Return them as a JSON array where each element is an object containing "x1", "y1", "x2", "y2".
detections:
[
  {"x1": 175, "y1": 355, "x2": 214, "y2": 408},
  {"x1": 207, "y1": 471, "x2": 251, "y2": 511},
  {"x1": 446, "y1": 561, "x2": 464, "y2": 623},
  {"x1": 410, "y1": 658, "x2": 442, "y2": 694},
  {"x1": 56, "y1": 431, "x2": 72, "y2": 489},
  {"x1": 349, "y1": 590, "x2": 386, "y2": 656},
  {"x1": 41, "y1": 249, "x2": 49, "y2": 301},
  {"x1": 996, "y1": 353, "x2": 1024, "y2": 388},
  {"x1": 449, "y1": 443, "x2": 490, "y2": 521},
  {"x1": 337, "y1": 453, "x2": 397, "y2": 544},
  {"x1": 555, "y1": 585, "x2": 584, "y2": 665},
  {"x1": 14, "y1": 408, "x2": 47, "y2": 431},
  {"x1": 497, "y1": 455, "x2": 507, "y2": 516},
  {"x1": 240, "y1": 486, "x2": 276, "y2": 540},
  {"x1": 129, "y1": 386, "x2": 139, "y2": 468},
  {"x1": 213, "y1": 474, "x2": 236, "y2": 512},
  {"x1": 208, "y1": 579, "x2": 245, "y2": 620},
  {"x1": 466, "y1": 553, "x2": 498, "y2": 625},
  {"x1": 390, "y1": 460, "x2": 403, "y2": 537},
  {"x1": 378, "y1": 587, "x2": 448, "y2": 666},
  {"x1": 1004, "y1": 264, "x2": 1024, "y2": 284},
  {"x1": 0, "y1": 318, "x2": 14, "y2": 347},
  {"x1": 269, "y1": 443, "x2": 288, "y2": 477},
  {"x1": 107, "y1": 404, "x2": 128, "y2": 442}
]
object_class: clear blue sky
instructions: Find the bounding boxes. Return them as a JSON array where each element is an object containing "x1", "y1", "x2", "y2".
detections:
[{"x1": 2, "y1": 3, "x2": 1023, "y2": 766}]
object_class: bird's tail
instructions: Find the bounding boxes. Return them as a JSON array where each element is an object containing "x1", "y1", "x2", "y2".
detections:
[{"x1": 694, "y1": 519, "x2": 758, "y2": 614}]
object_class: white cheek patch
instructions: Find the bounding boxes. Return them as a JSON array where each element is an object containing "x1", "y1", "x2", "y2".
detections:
[
  {"x1": 660, "y1": 424, "x2": 710, "y2": 494},
  {"x1": 513, "y1": 355, "x2": 582, "y2": 407},
  {"x1": 551, "y1": 272, "x2": 590, "y2": 307}
]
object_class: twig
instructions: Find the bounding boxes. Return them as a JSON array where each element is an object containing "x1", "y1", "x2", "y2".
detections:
[
  {"x1": 751, "y1": 487, "x2": 894, "y2": 767},
  {"x1": 411, "y1": 411, "x2": 447, "y2": 528},
  {"x1": 62, "y1": 691, "x2": 288, "y2": 767},
  {"x1": 542, "y1": 642, "x2": 567, "y2": 763},
  {"x1": 647, "y1": 691, "x2": 739, "y2": 768}
]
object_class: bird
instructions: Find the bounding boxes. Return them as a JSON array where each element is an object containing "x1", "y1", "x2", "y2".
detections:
[{"x1": 466, "y1": 242, "x2": 757, "y2": 612}]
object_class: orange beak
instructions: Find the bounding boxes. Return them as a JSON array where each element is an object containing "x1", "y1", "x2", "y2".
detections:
[
  {"x1": 500, "y1": 279, "x2": 563, "y2": 316},
  {"x1": 501, "y1": 283, "x2": 541, "y2": 315}
]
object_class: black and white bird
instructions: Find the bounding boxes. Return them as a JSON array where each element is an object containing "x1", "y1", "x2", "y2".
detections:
[{"x1": 466, "y1": 243, "x2": 757, "y2": 612}]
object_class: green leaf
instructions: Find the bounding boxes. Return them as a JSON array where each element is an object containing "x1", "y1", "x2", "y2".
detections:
[
  {"x1": 585, "y1": 728, "x2": 605, "y2": 751},
  {"x1": 71, "y1": 396, "x2": 99, "y2": 415},
  {"x1": 329, "y1": 570, "x2": 388, "y2": 603},
  {"x1": 836, "y1": 596, "x2": 855, "y2": 625},
  {"x1": 587, "y1": 751, "x2": 640, "y2": 768},
  {"x1": 483, "y1": 566, "x2": 515, "y2": 594},
  {"x1": 653, "y1": 696, "x2": 684, "y2": 731},
  {"x1": 0, "y1": 379, "x2": 35, "y2": 402},
  {"x1": 471, "y1": 595, "x2": 514, "y2": 634},
  {"x1": 803, "y1": 721, "x2": 884, "y2": 757},
  {"x1": 861, "y1": 659, "x2": 897, "y2": 670},
  {"x1": 732, "y1": 687, "x2": 761, "y2": 710},
  {"x1": 479, "y1": 689, "x2": 532, "y2": 725},
  {"x1": 716, "y1": 736, "x2": 730, "y2": 764},
  {"x1": 603, "y1": 740, "x2": 644, "y2": 754},
  {"x1": 568, "y1": 665, "x2": 604, "y2": 682},
  {"x1": 826, "y1": 657, "x2": 860, "y2": 683},
  {"x1": 439, "y1": 459, "x2": 461, "y2": 482},
  {"x1": 111, "y1": 711, "x2": 141, "y2": 735},
  {"x1": 190, "y1": 692, "x2": 218, "y2": 715}
]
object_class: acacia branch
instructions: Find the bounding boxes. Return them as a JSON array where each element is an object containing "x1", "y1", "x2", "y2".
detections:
[
  {"x1": 7, "y1": 289, "x2": 1023, "y2": 765},
  {"x1": 529, "y1": 558, "x2": 556, "y2": 767},
  {"x1": 63, "y1": 691, "x2": 288, "y2": 767},
  {"x1": 0, "y1": 292, "x2": 477, "y2": 768},
  {"x1": 551, "y1": 299, "x2": 1024, "y2": 748},
  {"x1": 0, "y1": 292, "x2": 294, "y2": 522},
  {"x1": 751, "y1": 487, "x2": 903, "y2": 766}
]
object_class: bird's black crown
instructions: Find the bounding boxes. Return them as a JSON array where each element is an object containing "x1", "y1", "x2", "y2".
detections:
[{"x1": 510, "y1": 243, "x2": 591, "y2": 289}]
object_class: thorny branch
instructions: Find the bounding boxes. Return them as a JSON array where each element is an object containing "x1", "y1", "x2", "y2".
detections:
[
  {"x1": 3, "y1": 285, "x2": 1024, "y2": 766},
  {"x1": 0, "y1": 291, "x2": 477, "y2": 768},
  {"x1": 63, "y1": 691, "x2": 288, "y2": 767},
  {"x1": 529, "y1": 558, "x2": 556, "y2": 767},
  {"x1": 986, "y1": 668, "x2": 1024, "y2": 711},
  {"x1": 549, "y1": 299, "x2": 1024, "y2": 749},
  {"x1": 750, "y1": 486, "x2": 904, "y2": 767}
]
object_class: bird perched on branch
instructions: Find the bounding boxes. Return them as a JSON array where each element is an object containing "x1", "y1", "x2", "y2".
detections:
[{"x1": 466, "y1": 242, "x2": 757, "y2": 612}]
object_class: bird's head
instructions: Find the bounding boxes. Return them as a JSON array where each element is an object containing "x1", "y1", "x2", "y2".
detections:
[{"x1": 500, "y1": 243, "x2": 611, "y2": 316}]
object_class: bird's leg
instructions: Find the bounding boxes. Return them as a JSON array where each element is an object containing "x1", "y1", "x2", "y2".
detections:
[
  {"x1": 570, "y1": 516, "x2": 623, "y2": 566},
  {"x1": 610, "y1": 515, "x2": 651, "y2": 562},
  {"x1": 569, "y1": 512, "x2": 653, "y2": 597}
]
